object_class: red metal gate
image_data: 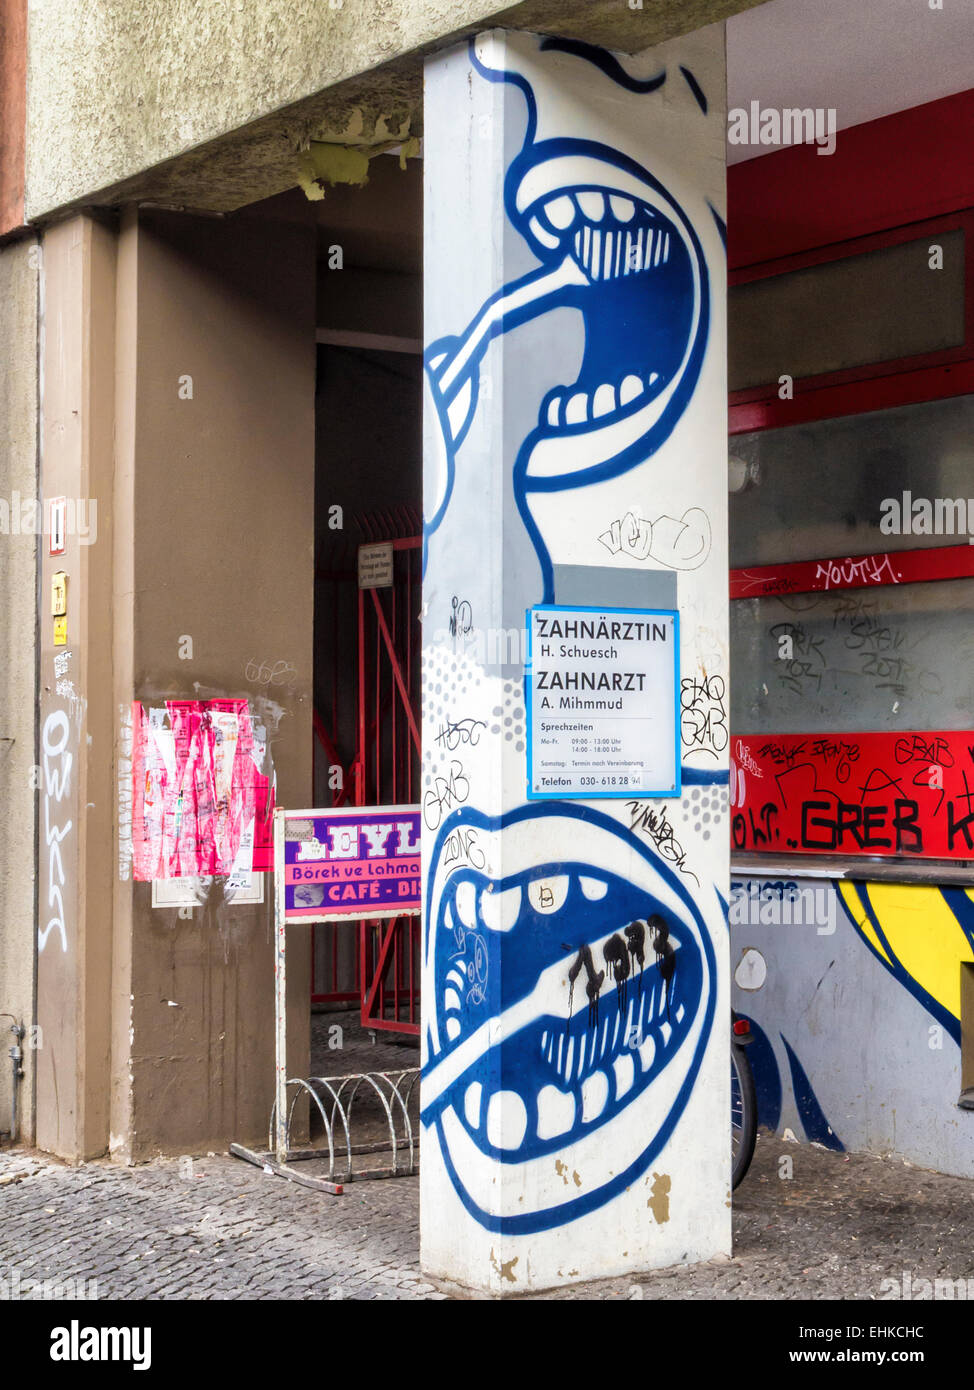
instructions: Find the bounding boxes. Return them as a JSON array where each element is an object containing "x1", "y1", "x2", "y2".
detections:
[
  {"x1": 311, "y1": 512, "x2": 422, "y2": 1035},
  {"x1": 355, "y1": 537, "x2": 422, "y2": 1034}
]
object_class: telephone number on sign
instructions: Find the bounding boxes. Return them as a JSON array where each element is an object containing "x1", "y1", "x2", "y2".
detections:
[{"x1": 577, "y1": 775, "x2": 637, "y2": 787}]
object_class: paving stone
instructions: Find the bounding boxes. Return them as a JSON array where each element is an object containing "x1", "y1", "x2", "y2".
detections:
[{"x1": 2, "y1": 1133, "x2": 974, "y2": 1299}]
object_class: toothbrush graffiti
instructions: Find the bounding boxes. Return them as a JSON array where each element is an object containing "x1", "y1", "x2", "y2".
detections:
[{"x1": 424, "y1": 38, "x2": 711, "y2": 601}]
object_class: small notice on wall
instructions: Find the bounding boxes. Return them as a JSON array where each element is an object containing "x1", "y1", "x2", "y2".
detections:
[
  {"x1": 526, "y1": 605, "x2": 680, "y2": 799},
  {"x1": 358, "y1": 543, "x2": 394, "y2": 589}
]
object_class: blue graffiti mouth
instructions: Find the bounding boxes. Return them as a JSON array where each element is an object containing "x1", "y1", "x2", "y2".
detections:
[
  {"x1": 422, "y1": 804, "x2": 718, "y2": 1234},
  {"x1": 524, "y1": 188, "x2": 695, "y2": 436},
  {"x1": 429, "y1": 862, "x2": 704, "y2": 1159}
]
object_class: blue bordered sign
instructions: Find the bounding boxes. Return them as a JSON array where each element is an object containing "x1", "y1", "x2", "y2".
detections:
[{"x1": 526, "y1": 604, "x2": 680, "y2": 800}]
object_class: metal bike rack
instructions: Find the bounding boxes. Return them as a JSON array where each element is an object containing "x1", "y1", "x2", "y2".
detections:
[{"x1": 232, "y1": 1066, "x2": 420, "y2": 1196}]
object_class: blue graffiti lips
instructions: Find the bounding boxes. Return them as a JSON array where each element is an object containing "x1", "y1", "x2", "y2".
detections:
[
  {"x1": 428, "y1": 863, "x2": 704, "y2": 1159},
  {"x1": 528, "y1": 190, "x2": 695, "y2": 436}
]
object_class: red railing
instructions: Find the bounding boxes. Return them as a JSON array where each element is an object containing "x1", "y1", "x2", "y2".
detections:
[{"x1": 311, "y1": 517, "x2": 422, "y2": 1034}]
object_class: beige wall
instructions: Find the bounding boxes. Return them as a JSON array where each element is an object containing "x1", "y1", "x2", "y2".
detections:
[
  {"x1": 0, "y1": 234, "x2": 38, "y2": 1143},
  {"x1": 119, "y1": 206, "x2": 316, "y2": 1157},
  {"x1": 24, "y1": 0, "x2": 762, "y2": 219},
  {"x1": 32, "y1": 206, "x2": 316, "y2": 1161}
]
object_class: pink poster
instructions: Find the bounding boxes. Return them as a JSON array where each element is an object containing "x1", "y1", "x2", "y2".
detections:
[{"x1": 131, "y1": 699, "x2": 274, "y2": 881}]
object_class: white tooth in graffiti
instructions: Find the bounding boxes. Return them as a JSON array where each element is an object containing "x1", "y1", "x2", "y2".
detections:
[
  {"x1": 582, "y1": 225, "x2": 592, "y2": 274},
  {"x1": 479, "y1": 883, "x2": 521, "y2": 932},
  {"x1": 530, "y1": 216, "x2": 561, "y2": 251},
  {"x1": 546, "y1": 394, "x2": 561, "y2": 428},
  {"x1": 654, "y1": 230, "x2": 664, "y2": 267},
  {"x1": 486, "y1": 1090, "x2": 528, "y2": 1150},
  {"x1": 592, "y1": 384, "x2": 616, "y2": 419},
  {"x1": 576, "y1": 190, "x2": 606, "y2": 222},
  {"x1": 663, "y1": 232, "x2": 670, "y2": 262},
  {"x1": 565, "y1": 392, "x2": 588, "y2": 426},
  {"x1": 658, "y1": 990, "x2": 667, "y2": 1019},
  {"x1": 660, "y1": 1020, "x2": 672, "y2": 1046},
  {"x1": 624, "y1": 997, "x2": 634, "y2": 1046},
  {"x1": 579, "y1": 875, "x2": 608, "y2": 901},
  {"x1": 622, "y1": 230, "x2": 634, "y2": 275},
  {"x1": 637, "y1": 1034, "x2": 656, "y2": 1073},
  {"x1": 545, "y1": 195, "x2": 575, "y2": 230},
  {"x1": 676, "y1": 1004, "x2": 685, "y2": 1024},
  {"x1": 587, "y1": 1028, "x2": 599, "y2": 1070},
  {"x1": 537, "y1": 1084, "x2": 575, "y2": 1140},
  {"x1": 643, "y1": 227, "x2": 655, "y2": 270},
  {"x1": 609, "y1": 195, "x2": 637, "y2": 223},
  {"x1": 444, "y1": 987, "x2": 461, "y2": 1014},
  {"x1": 620, "y1": 374, "x2": 643, "y2": 407},
  {"x1": 649, "y1": 372, "x2": 659, "y2": 385},
  {"x1": 633, "y1": 226, "x2": 644, "y2": 272},
  {"x1": 455, "y1": 880, "x2": 477, "y2": 929},
  {"x1": 546, "y1": 1035, "x2": 554, "y2": 1064},
  {"x1": 527, "y1": 874, "x2": 569, "y2": 914},
  {"x1": 613, "y1": 1051, "x2": 635, "y2": 1100},
  {"x1": 581, "y1": 1070, "x2": 609, "y2": 1123},
  {"x1": 611, "y1": 1008, "x2": 621, "y2": 1053},
  {"x1": 541, "y1": 1030, "x2": 548, "y2": 1049},
  {"x1": 590, "y1": 228, "x2": 602, "y2": 280},
  {"x1": 563, "y1": 1036, "x2": 575, "y2": 1082},
  {"x1": 556, "y1": 1033, "x2": 564, "y2": 1073},
  {"x1": 446, "y1": 1017, "x2": 461, "y2": 1041},
  {"x1": 637, "y1": 988, "x2": 648, "y2": 1033},
  {"x1": 599, "y1": 1015, "x2": 609, "y2": 1058},
  {"x1": 603, "y1": 230, "x2": 614, "y2": 280},
  {"x1": 464, "y1": 1081, "x2": 482, "y2": 1128}
]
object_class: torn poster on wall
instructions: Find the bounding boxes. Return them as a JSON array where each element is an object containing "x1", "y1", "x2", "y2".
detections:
[{"x1": 131, "y1": 699, "x2": 274, "y2": 880}]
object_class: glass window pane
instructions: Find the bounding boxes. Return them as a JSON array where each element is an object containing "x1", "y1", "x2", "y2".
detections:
[
  {"x1": 729, "y1": 393, "x2": 974, "y2": 568},
  {"x1": 729, "y1": 230, "x2": 965, "y2": 391},
  {"x1": 730, "y1": 576, "x2": 974, "y2": 735}
]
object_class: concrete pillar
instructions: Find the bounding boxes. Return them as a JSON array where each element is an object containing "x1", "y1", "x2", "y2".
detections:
[
  {"x1": 421, "y1": 27, "x2": 729, "y2": 1294},
  {"x1": 36, "y1": 217, "x2": 117, "y2": 1159},
  {"x1": 34, "y1": 205, "x2": 316, "y2": 1160},
  {"x1": 0, "y1": 232, "x2": 39, "y2": 1145}
]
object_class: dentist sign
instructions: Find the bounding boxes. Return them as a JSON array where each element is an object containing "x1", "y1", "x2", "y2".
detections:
[{"x1": 527, "y1": 604, "x2": 680, "y2": 798}]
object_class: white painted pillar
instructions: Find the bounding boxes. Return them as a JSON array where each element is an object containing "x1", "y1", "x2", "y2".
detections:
[{"x1": 421, "y1": 26, "x2": 729, "y2": 1295}]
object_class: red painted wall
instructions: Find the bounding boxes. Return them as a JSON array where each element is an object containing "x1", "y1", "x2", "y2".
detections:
[{"x1": 728, "y1": 88, "x2": 974, "y2": 272}]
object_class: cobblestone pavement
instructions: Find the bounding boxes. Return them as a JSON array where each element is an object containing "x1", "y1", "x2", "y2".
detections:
[{"x1": 1, "y1": 1132, "x2": 973, "y2": 1300}]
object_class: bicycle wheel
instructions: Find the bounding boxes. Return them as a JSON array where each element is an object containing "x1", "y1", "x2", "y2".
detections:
[{"x1": 731, "y1": 1043, "x2": 757, "y2": 1190}]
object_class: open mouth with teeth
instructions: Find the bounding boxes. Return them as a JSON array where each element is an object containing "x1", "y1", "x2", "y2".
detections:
[
  {"x1": 431, "y1": 862, "x2": 702, "y2": 1155},
  {"x1": 422, "y1": 804, "x2": 717, "y2": 1233},
  {"x1": 525, "y1": 187, "x2": 695, "y2": 436}
]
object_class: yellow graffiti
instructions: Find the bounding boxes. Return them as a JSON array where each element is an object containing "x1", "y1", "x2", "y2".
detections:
[
  {"x1": 843, "y1": 882, "x2": 974, "y2": 1022},
  {"x1": 838, "y1": 882, "x2": 892, "y2": 966}
]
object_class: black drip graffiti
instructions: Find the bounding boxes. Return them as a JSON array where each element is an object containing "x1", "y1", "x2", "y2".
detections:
[
  {"x1": 565, "y1": 944, "x2": 605, "y2": 1029},
  {"x1": 564, "y1": 916, "x2": 673, "y2": 1033},
  {"x1": 625, "y1": 919, "x2": 646, "y2": 979},
  {"x1": 603, "y1": 934, "x2": 630, "y2": 1008},
  {"x1": 649, "y1": 913, "x2": 675, "y2": 1021}
]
